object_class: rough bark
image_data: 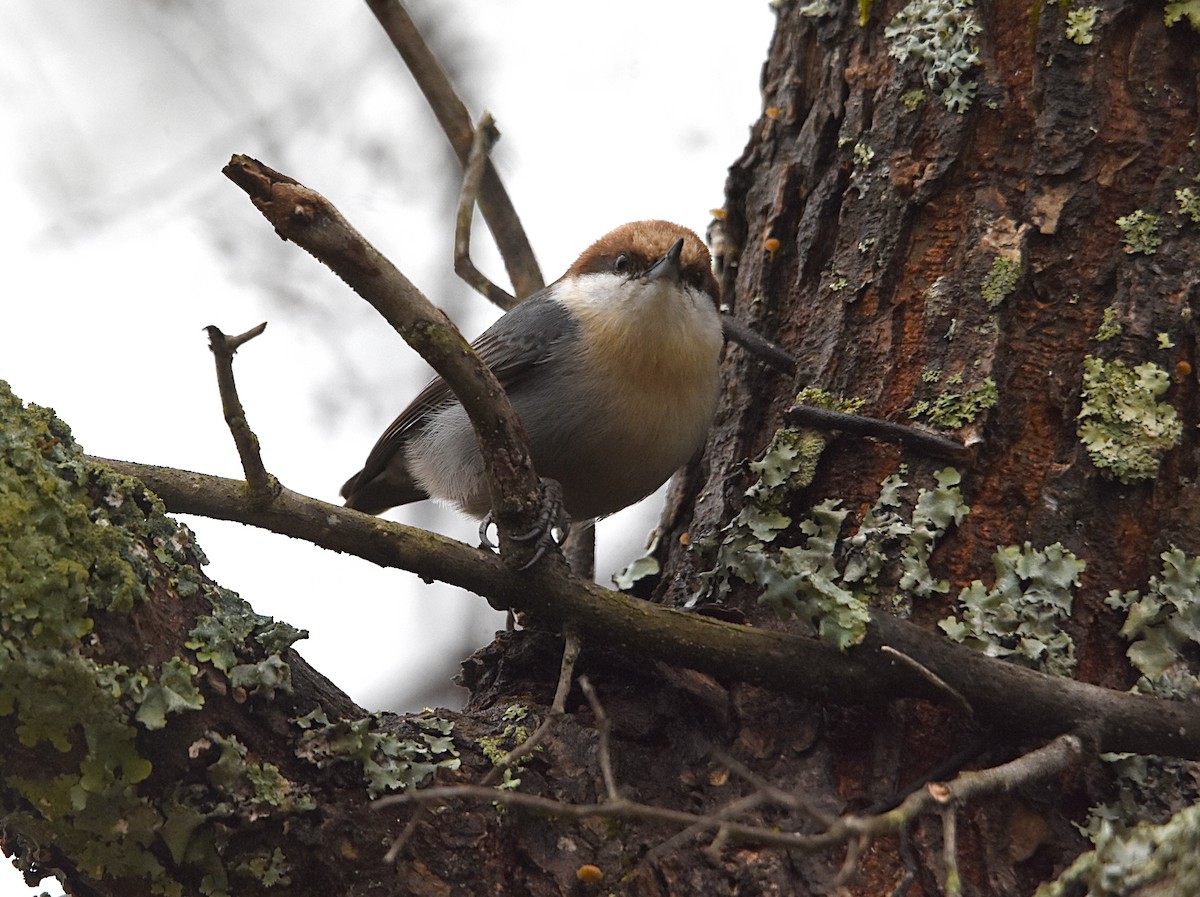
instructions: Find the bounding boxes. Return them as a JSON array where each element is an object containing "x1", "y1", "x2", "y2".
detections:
[
  {"x1": 6, "y1": 3, "x2": 1200, "y2": 897},
  {"x1": 648, "y1": 1, "x2": 1200, "y2": 894}
]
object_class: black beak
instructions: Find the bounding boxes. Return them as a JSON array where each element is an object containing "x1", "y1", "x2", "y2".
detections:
[{"x1": 642, "y1": 238, "x2": 684, "y2": 285}]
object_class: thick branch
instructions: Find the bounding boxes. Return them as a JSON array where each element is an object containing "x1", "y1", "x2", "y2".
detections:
[
  {"x1": 221, "y1": 154, "x2": 547, "y2": 557},
  {"x1": 363, "y1": 0, "x2": 543, "y2": 298},
  {"x1": 95, "y1": 457, "x2": 1200, "y2": 761}
]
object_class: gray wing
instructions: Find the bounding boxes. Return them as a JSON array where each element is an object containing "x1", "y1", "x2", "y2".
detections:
[{"x1": 340, "y1": 291, "x2": 578, "y2": 508}]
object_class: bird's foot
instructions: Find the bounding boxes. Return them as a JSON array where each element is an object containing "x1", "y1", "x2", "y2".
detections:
[{"x1": 478, "y1": 478, "x2": 571, "y2": 570}]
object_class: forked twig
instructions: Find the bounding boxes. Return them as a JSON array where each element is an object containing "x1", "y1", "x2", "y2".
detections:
[
  {"x1": 373, "y1": 732, "x2": 1085, "y2": 863},
  {"x1": 222, "y1": 155, "x2": 552, "y2": 565},
  {"x1": 364, "y1": 0, "x2": 543, "y2": 298},
  {"x1": 455, "y1": 113, "x2": 518, "y2": 310},
  {"x1": 204, "y1": 323, "x2": 278, "y2": 503}
]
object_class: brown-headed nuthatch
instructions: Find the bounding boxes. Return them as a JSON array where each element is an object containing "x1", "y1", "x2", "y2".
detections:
[{"x1": 340, "y1": 220, "x2": 723, "y2": 526}]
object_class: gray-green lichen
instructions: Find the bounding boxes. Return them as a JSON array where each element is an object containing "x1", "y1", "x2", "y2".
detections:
[
  {"x1": 1165, "y1": 1, "x2": 1200, "y2": 32},
  {"x1": 980, "y1": 255, "x2": 1020, "y2": 308},
  {"x1": 909, "y1": 376, "x2": 998, "y2": 429},
  {"x1": 745, "y1": 388, "x2": 865, "y2": 517},
  {"x1": 186, "y1": 586, "x2": 306, "y2": 699},
  {"x1": 1116, "y1": 210, "x2": 1163, "y2": 254},
  {"x1": 798, "y1": 0, "x2": 833, "y2": 16},
  {"x1": 476, "y1": 704, "x2": 532, "y2": 790},
  {"x1": 1176, "y1": 187, "x2": 1200, "y2": 224},
  {"x1": 0, "y1": 381, "x2": 313, "y2": 895},
  {"x1": 1074, "y1": 550, "x2": 1200, "y2": 851},
  {"x1": 844, "y1": 468, "x2": 970, "y2": 606},
  {"x1": 885, "y1": 0, "x2": 981, "y2": 112},
  {"x1": 1106, "y1": 547, "x2": 1200, "y2": 692},
  {"x1": 851, "y1": 140, "x2": 876, "y2": 196},
  {"x1": 900, "y1": 88, "x2": 928, "y2": 111},
  {"x1": 295, "y1": 708, "x2": 459, "y2": 799},
  {"x1": 1036, "y1": 802, "x2": 1200, "y2": 897},
  {"x1": 1065, "y1": 6, "x2": 1099, "y2": 43},
  {"x1": 1, "y1": 381, "x2": 186, "y2": 888},
  {"x1": 699, "y1": 438, "x2": 967, "y2": 649},
  {"x1": 1095, "y1": 306, "x2": 1122, "y2": 342},
  {"x1": 1076, "y1": 356, "x2": 1182, "y2": 484},
  {"x1": 612, "y1": 532, "x2": 661, "y2": 591},
  {"x1": 940, "y1": 542, "x2": 1085, "y2": 676},
  {"x1": 155, "y1": 732, "x2": 312, "y2": 895}
]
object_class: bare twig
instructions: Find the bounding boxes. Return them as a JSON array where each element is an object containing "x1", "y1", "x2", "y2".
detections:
[
  {"x1": 221, "y1": 155, "x2": 551, "y2": 565},
  {"x1": 450, "y1": 114, "x2": 598, "y2": 576},
  {"x1": 375, "y1": 783, "x2": 840, "y2": 851},
  {"x1": 381, "y1": 807, "x2": 427, "y2": 864},
  {"x1": 891, "y1": 828, "x2": 918, "y2": 897},
  {"x1": 378, "y1": 669, "x2": 1079, "y2": 876},
  {"x1": 866, "y1": 731, "x2": 991, "y2": 816},
  {"x1": 923, "y1": 732, "x2": 1084, "y2": 803},
  {"x1": 91, "y1": 456, "x2": 1200, "y2": 761},
  {"x1": 455, "y1": 113, "x2": 518, "y2": 310},
  {"x1": 722, "y1": 315, "x2": 798, "y2": 374},
  {"x1": 480, "y1": 629, "x2": 582, "y2": 787},
  {"x1": 578, "y1": 676, "x2": 618, "y2": 802},
  {"x1": 705, "y1": 822, "x2": 734, "y2": 858},
  {"x1": 373, "y1": 733, "x2": 1084, "y2": 857},
  {"x1": 880, "y1": 646, "x2": 974, "y2": 719},
  {"x1": 203, "y1": 323, "x2": 278, "y2": 504},
  {"x1": 833, "y1": 834, "x2": 867, "y2": 888},
  {"x1": 941, "y1": 807, "x2": 962, "y2": 897},
  {"x1": 712, "y1": 747, "x2": 833, "y2": 825},
  {"x1": 363, "y1": 0, "x2": 543, "y2": 298},
  {"x1": 785, "y1": 404, "x2": 972, "y2": 462},
  {"x1": 650, "y1": 793, "x2": 766, "y2": 863}
]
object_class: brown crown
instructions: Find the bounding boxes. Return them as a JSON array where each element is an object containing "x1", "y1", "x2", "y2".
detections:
[{"x1": 565, "y1": 220, "x2": 720, "y2": 300}]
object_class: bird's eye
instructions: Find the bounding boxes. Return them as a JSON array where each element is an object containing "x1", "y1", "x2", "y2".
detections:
[{"x1": 612, "y1": 253, "x2": 631, "y2": 275}]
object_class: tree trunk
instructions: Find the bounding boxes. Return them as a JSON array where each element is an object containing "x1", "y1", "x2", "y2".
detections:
[
  {"x1": 648, "y1": 1, "x2": 1200, "y2": 893},
  {"x1": 5, "y1": 3, "x2": 1200, "y2": 896}
]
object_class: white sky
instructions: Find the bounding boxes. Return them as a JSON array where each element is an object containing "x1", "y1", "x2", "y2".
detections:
[{"x1": 0, "y1": 2, "x2": 774, "y2": 893}]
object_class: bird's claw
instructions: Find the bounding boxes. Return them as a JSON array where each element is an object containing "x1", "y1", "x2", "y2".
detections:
[
  {"x1": 478, "y1": 514, "x2": 499, "y2": 551},
  {"x1": 477, "y1": 478, "x2": 571, "y2": 570}
]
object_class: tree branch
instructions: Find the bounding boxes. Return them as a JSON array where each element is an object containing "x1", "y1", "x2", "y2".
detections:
[
  {"x1": 721, "y1": 315, "x2": 798, "y2": 375},
  {"x1": 578, "y1": 676, "x2": 619, "y2": 802},
  {"x1": 363, "y1": 0, "x2": 543, "y2": 298},
  {"x1": 92, "y1": 456, "x2": 1200, "y2": 761},
  {"x1": 454, "y1": 113, "x2": 518, "y2": 310},
  {"x1": 203, "y1": 323, "x2": 278, "y2": 504},
  {"x1": 220, "y1": 154, "x2": 549, "y2": 562},
  {"x1": 373, "y1": 733, "x2": 1084, "y2": 859},
  {"x1": 447, "y1": 116, "x2": 598, "y2": 576},
  {"x1": 786, "y1": 403, "x2": 972, "y2": 462}
]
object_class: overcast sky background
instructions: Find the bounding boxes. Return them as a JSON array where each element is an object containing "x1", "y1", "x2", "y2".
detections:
[{"x1": 0, "y1": 2, "x2": 775, "y2": 893}]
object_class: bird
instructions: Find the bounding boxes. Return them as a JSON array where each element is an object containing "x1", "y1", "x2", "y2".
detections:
[{"x1": 340, "y1": 219, "x2": 724, "y2": 532}]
